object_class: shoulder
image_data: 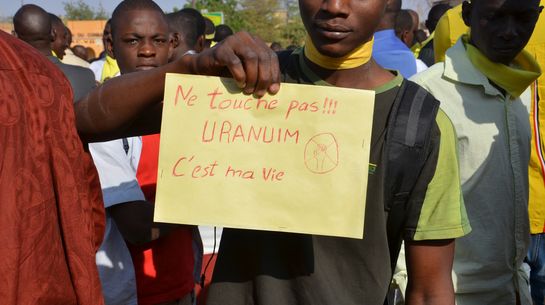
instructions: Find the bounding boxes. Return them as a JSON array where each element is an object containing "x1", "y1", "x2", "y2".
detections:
[
  {"x1": 58, "y1": 62, "x2": 96, "y2": 85},
  {"x1": 0, "y1": 33, "x2": 67, "y2": 83},
  {"x1": 410, "y1": 62, "x2": 445, "y2": 86},
  {"x1": 89, "y1": 139, "x2": 127, "y2": 161}
]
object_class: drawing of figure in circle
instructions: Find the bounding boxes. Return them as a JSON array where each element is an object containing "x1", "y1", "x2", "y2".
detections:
[{"x1": 304, "y1": 133, "x2": 339, "y2": 174}]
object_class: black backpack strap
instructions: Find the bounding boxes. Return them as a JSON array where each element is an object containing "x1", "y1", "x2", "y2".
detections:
[
  {"x1": 384, "y1": 80, "x2": 440, "y2": 272},
  {"x1": 277, "y1": 50, "x2": 293, "y2": 72},
  {"x1": 122, "y1": 138, "x2": 130, "y2": 155}
]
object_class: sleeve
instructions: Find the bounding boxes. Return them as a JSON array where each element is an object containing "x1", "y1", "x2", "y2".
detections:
[
  {"x1": 434, "y1": 5, "x2": 468, "y2": 63},
  {"x1": 88, "y1": 139, "x2": 145, "y2": 208},
  {"x1": 407, "y1": 109, "x2": 471, "y2": 241},
  {"x1": 433, "y1": 12, "x2": 452, "y2": 63}
]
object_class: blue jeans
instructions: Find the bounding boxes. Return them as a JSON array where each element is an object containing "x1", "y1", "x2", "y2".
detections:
[{"x1": 527, "y1": 233, "x2": 545, "y2": 305}]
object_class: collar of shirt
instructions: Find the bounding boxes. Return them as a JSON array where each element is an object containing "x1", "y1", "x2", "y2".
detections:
[{"x1": 443, "y1": 39, "x2": 505, "y2": 98}]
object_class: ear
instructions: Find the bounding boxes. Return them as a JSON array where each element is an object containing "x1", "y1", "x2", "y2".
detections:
[
  {"x1": 51, "y1": 28, "x2": 57, "y2": 42},
  {"x1": 168, "y1": 33, "x2": 176, "y2": 60},
  {"x1": 401, "y1": 30, "x2": 410, "y2": 46},
  {"x1": 171, "y1": 32, "x2": 180, "y2": 49},
  {"x1": 195, "y1": 35, "x2": 205, "y2": 53},
  {"x1": 461, "y1": 1, "x2": 473, "y2": 28},
  {"x1": 106, "y1": 35, "x2": 115, "y2": 59}
]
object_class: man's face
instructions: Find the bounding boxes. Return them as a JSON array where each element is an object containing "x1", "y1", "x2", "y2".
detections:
[
  {"x1": 103, "y1": 22, "x2": 113, "y2": 57},
  {"x1": 51, "y1": 23, "x2": 68, "y2": 59},
  {"x1": 463, "y1": 0, "x2": 542, "y2": 64},
  {"x1": 110, "y1": 9, "x2": 173, "y2": 74},
  {"x1": 299, "y1": 0, "x2": 386, "y2": 57}
]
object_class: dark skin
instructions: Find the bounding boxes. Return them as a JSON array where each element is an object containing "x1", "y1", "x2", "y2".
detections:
[
  {"x1": 76, "y1": 28, "x2": 279, "y2": 142},
  {"x1": 51, "y1": 17, "x2": 68, "y2": 59},
  {"x1": 72, "y1": 45, "x2": 89, "y2": 61},
  {"x1": 102, "y1": 20, "x2": 114, "y2": 57},
  {"x1": 299, "y1": 0, "x2": 456, "y2": 304},
  {"x1": 78, "y1": 8, "x2": 280, "y2": 245},
  {"x1": 12, "y1": 5, "x2": 53, "y2": 57},
  {"x1": 99, "y1": 8, "x2": 276, "y2": 245},
  {"x1": 462, "y1": 0, "x2": 542, "y2": 65},
  {"x1": 375, "y1": 0, "x2": 401, "y2": 31},
  {"x1": 104, "y1": 9, "x2": 176, "y2": 246}
]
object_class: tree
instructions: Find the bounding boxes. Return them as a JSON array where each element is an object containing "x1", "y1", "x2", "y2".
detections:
[
  {"x1": 94, "y1": 3, "x2": 109, "y2": 20},
  {"x1": 188, "y1": 0, "x2": 305, "y2": 48},
  {"x1": 63, "y1": 0, "x2": 109, "y2": 20},
  {"x1": 275, "y1": 0, "x2": 305, "y2": 47},
  {"x1": 188, "y1": 0, "x2": 245, "y2": 31},
  {"x1": 237, "y1": 0, "x2": 282, "y2": 42}
]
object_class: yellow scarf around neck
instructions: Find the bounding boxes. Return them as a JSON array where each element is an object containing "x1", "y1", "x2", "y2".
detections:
[
  {"x1": 303, "y1": 35, "x2": 374, "y2": 70},
  {"x1": 463, "y1": 35, "x2": 541, "y2": 98},
  {"x1": 101, "y1": 55, "x2": 120, "y2": 83}
]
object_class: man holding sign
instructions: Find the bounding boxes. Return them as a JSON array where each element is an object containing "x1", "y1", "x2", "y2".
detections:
[{"x1": 203, "y1": 0, "x2": 471, "y2": 304}]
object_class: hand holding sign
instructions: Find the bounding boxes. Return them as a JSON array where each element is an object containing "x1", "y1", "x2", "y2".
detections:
[
  {"x1": 155, "y1": 74, "x2": 375, "y2": 238},
  {"x1": 185, "y1": 31, "x2": 280, "y2": 97}
]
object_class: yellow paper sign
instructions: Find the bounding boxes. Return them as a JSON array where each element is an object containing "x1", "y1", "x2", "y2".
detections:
[{"x1": 154, "y1": 74, "x2": 375, "y2": 238}]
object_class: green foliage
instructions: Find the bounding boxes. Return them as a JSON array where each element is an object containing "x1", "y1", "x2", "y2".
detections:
[
  {"x1": 188, "y1": 0, "x2": 305, "y2": 49},
  {"x1": 275, "y1": 0, "x2": 305, "y2": 48},
  {"x1": 187, "y1": 0, "x2": 244, "y2": 30},
  {"x1": 63, "y1": 0, "x2": 109, "y2": 20},
  {"x1": 237, "y1": 0, "x2": 282, "y2": 42}
]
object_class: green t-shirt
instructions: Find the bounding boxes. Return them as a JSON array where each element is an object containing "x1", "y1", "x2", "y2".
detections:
[{"x1": 206, "y1": 49, "x2": 471, "y2": 305}]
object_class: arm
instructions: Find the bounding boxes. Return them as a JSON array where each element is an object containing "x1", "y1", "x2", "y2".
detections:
[
  {"x1": 107, "y1": 201, "x2": 178, "y2": 245},
  {"x1": 75, "y1": 32, "x2": 280, "y2": 143},
  {"x1": 404, "y1": 239, "x2": 455, "y2": 305},
  {"x1": 88, "y1": 139, "x2": 179, "y2": 245}
]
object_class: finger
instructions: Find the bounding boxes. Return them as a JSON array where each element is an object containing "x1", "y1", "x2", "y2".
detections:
[
  {"x1": 214, "y1": 38, "x2": 247, "y2": 88},
  {"x1": 251, "y1": 35, "x2": 273, "y2": 97},
  {"x1": 268, "y1": 51, "x2": 281, "y2": 95},
  {"x1": 233, "y1": 33, "x2": 259, "y2": 95}
]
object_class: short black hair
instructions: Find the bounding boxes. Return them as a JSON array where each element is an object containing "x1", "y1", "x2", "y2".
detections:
[
  {"x1": 395, "y1": 9, "x2": 414, "y2": 36},
  {"x1": 49, "y1": 13, "x2": 64, "y2": 27},
  {"x1": 204, "y1": 17, "x2": 215, "y2": 36},
  {"x1": 111, "y1": 0, "x2": 166, "y2": 39},
  {"x1": 167, "y1": 8, "x2": 205, "y2": 49},
  {"x1": 386, "y1": 0, "x2": 402, "y2": 13},
  {"x1": 213, "y1": 24, "x2": 233, "y2": 42},
  {"x1": 426, "y1": 3, "x2": 451, "y2": 33}
]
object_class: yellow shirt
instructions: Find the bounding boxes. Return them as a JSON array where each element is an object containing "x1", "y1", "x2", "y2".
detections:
[
  {"x1": 100, "y1": 55, "x2": 120, "y2": 83},
  {"x1": 433, "y1": 4, "x2": 467, "y2": 63},
  {"x1": 526, "y1": 1, "x2": 545, "y2": 234}
]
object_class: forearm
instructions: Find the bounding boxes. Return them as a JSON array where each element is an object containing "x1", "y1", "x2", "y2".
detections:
[
  {"x1": 75, "y1": 31, "x2": 280, "y2": 142},
  {"x1": 76, "y1": 55, "x2": 194, "y2": 142},
  {"x1": 108, "y1": 200, "x2": 180, "y2": 245},
  {"x1": 405, "y1": 282, "x2": 454, "y2": 305},
  {"x1": 405, "y1": 239, "x2": 456, "y2": 305}
]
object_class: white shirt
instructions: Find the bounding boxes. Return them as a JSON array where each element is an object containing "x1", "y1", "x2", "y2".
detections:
[
  {"x1": 89, "y1": 57, "x2": 106, "y2": 82},
  {"x1": 62, "y1": 49, "x2": 90, "y2": 68},
  {"x1": 90, "y1": 137, "x2": 143, "y2": 305}
]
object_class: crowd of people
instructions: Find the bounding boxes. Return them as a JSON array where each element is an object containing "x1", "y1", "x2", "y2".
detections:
[{"x1": 1, "y1": 0, "x2": 544, "y2": 305}]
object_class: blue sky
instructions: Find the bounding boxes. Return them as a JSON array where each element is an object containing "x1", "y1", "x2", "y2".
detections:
[{"x1": 1, "y1": 0, "x2": 189, "y2": 18}]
